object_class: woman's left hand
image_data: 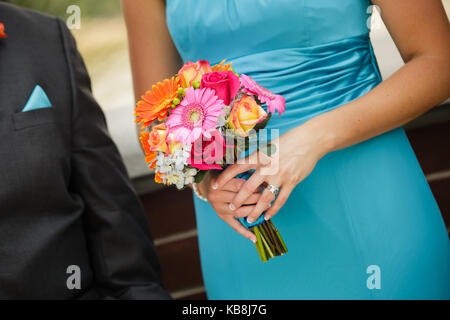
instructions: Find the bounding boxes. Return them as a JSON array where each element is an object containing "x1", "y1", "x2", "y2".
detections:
[{"x1": 214, "y1": 124, "x2": 330, "y2": 225}]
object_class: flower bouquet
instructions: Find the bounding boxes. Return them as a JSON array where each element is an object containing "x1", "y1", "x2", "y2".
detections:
[{"x1": 135, "y1": 59, "x2": 287, "y2": 262}]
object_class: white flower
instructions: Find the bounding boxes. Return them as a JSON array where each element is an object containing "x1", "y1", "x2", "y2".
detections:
[
  {"x1": 173, "y1": 148, "x2": 189, "y2": 171},
  {"x1": 186, "y1": 168, "x2": 197, "y2": 176},
  {"x1": 154, "y1": 144, "x2": 198, "y2": 189},
  {"x1": 216, "y1": 105, "x2": 231, "y2": 130},
  {"x1": 156, "y1": 153, "x2": 173, "y2": 174}
]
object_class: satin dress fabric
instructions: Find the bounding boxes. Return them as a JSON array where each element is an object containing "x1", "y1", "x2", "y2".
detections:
[{"x1": 166, "y1": 0, "x2": 450, "y2": 299}]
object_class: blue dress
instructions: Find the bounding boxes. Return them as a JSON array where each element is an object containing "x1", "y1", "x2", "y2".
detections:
[{"x1": 166, "y1": 0, "x2": 450, "y2": 299}]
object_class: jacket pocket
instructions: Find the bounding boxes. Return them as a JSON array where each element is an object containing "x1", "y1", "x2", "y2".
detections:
[{"x1": 12, "y1": 108, "x2": 55, "y2": 130}]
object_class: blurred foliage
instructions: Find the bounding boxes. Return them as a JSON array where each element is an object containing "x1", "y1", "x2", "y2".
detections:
[{"x1": 1, "y1": 0, "x2": 121, "y2": 17}]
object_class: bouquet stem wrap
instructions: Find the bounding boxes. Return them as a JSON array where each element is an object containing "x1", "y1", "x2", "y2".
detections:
[{"x1": 235, "y1": 170, "x2": 288, "y2": 262}]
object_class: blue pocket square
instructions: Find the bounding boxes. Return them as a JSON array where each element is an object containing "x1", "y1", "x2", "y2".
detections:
[{"x1": 22, "y1": 85, "x2": 52, "y2": 112}]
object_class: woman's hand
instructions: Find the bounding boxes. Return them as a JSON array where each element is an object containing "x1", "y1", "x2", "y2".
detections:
[
  {"x1": 196, "y1": 173, "x2": 260, "y2": 243},
  {"x1": 215, "y1": 124, "x2": 332, "y2": 228}
]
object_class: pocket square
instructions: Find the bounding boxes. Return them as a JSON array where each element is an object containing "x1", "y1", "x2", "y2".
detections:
[{"x1": 22, "y1": 85, "x2": 52, "y2": 112}]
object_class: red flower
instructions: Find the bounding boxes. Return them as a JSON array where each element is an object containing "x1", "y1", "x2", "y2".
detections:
[
  {"x1": 201, "y1": 71, "x2": 240, "y2": 105},
  {"x1": 187, "y1": 129, "x2": 233, "y2": 170},
  {"x1": 0, "y1": 22, "x2": 7, "y2": 39}
]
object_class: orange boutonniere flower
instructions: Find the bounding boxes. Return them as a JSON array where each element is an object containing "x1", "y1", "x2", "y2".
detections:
[{"x1": 0, "y1": 22, "x2": 7, "y2": 38}]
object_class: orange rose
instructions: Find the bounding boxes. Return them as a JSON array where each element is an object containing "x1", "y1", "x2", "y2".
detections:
[
  {"x1": 139, "y1": 131, "x2": 157, "y2": 169},
  {"x1": 178, "y1": 60, "x2": 212, "y2": 88},
  {"x1": 149, "y1": 123, "x2": 168, "y2": 153},
  {"x1": 154, "y1": 171, "x2": 166, "y2": 184},
  {"x1": 227, "y1": 95, "x2": 267, "y2": 137}
]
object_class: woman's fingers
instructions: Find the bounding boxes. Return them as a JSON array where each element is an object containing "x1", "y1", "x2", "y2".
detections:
[
  {"x1": 229, "y1": 171, "x2": 265, "y2": 212},
  {"x1": 233, "y1": 205, "x2": 257, "y2": 218},
  {"x1": 213, "y1": 191, "x2": 260, "y2": 205},
  {"x1": 264, "y1": 184, "x2": 293, "y2": 220},
  {"x1": 215, "y1": 163, "x2": 254, "y2": 190},
  {"x1": 221, "y1": 178, "x2": 246, "y2": 192},
  {"x1": 246, "y1": 187, "x2": 276, "y2": 223},
  {"x1": 215, "y1": 150, "x2": 271, "y2": 190},
  {"x1": 235, "y1": 192, "x2": 261, "y2": 205},
  {"x1": 221, "y1": 214, "x2": 257, "y2": 243},
  {"x1": 208, "y1": 176, "x2": 260, "y2": 204},
  {"x1": 210, "y1": 176, "x2": 248, "y2": 193}
]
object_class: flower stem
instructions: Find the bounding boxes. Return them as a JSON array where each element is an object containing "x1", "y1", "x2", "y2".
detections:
[
  {"x1": 262, "y1": 221, "x2": 281, "y2": 254},
  {"x1": 249, "y1": 220, "x2": 287, "y2": 262},
  {"x1": 258, "y1": 226, "x2": 275, "y2": 258},
  {"x1": 269, "y1": 220, "x2": 288, "y2": 253},
  {"x1": 252, "y1": 226, "x2": 267, "y2": 262}
]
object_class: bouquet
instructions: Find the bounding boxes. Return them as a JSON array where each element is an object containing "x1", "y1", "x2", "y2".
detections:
[{"x1": 135, "y1": 59, "x2": 287, "y2": 262}]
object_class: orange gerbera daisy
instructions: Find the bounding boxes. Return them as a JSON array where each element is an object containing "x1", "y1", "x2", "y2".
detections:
[
  {"x1": 212, "y1": 59, "x2": 233, "y2": 72},
  {"x1": 139, "y1": 131, "x2": 157, "y2": 169},
  {"x1": 135, "y1": 77, "x2": 180, "y2": 128}
]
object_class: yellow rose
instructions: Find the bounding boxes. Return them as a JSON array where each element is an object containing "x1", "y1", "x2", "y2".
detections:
[
  {"x1": 149, "y1": 123, "x2": 168, "y2": 153},
  {"x1": 178, "y1": 60, "x2": 213, "y2": 88},
  {"x1": 227, "y1": 95, "x2": 267, "y2": 137}
]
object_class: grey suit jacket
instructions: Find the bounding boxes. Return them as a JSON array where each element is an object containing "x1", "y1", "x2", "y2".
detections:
[{"x1": 0, "y1": 3, "x2": 170, "y2": 300}]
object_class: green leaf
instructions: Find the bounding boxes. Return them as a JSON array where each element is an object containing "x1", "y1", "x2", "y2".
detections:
[
  {"x1": 194, "y1": 170, "x2": 208, "y2": 184},
  {"x1": 253, "y1": 112, "x2": 272, "y2": 131}
]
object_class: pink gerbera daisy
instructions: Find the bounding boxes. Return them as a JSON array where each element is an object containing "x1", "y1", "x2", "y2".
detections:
[
  {"x1": 240, "y1": 74, "x2": 286, "y2": 115},
  {"x1": 166, "y1": 87, "x2": 225, "y2": 144}
]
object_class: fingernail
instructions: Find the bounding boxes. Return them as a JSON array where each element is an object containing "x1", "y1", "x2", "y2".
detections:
[
  {"x1": 247, "y1": 217, "x2": 255, "y2": 223},
  {"x1": 250, "y1": 237, "x2": 257, "y2": 243},
  {"x1": 212, "y1": 182, "x2": 218, "y2": 190},
  {"x1": 229, "y1": 203, "x2": 235, "y2": 211},
  {"x1": 264, "y1": 215, "x2": 271, "y2": 221}
]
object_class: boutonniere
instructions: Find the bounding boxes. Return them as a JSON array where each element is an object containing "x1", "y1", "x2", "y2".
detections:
[{"x1": 0, "y1": 22, "x2": 7, "y2": 38}]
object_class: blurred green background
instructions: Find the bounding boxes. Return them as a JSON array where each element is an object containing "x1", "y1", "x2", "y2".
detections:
[{"x1": 1, "y1": 0, "x2": 121, "y2": 17}]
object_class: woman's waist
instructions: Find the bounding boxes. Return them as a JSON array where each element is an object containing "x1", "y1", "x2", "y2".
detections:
[
  {"x1": 224, "y1": 34, "x2": 379, "y2": 89},
  {"x1": 262, "y1": 73, "x2": 379, "y2": 135}
]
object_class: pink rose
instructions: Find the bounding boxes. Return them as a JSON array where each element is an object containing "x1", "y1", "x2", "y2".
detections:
[
  {"x1": 188, "y1": 130, "x2": 232, "y2": 170},
  {"x1": 201, "y1": 71, "x2": 240, "y2": 105}
]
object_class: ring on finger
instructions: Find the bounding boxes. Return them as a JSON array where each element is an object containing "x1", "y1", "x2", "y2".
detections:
[{"x1": 266, "y1": 184, "x2": 279, "y2": 196}]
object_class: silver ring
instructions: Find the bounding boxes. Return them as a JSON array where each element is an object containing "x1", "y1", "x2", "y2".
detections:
[{"x1": 266, "y1": 184, "x2": 279, "y2": 196}]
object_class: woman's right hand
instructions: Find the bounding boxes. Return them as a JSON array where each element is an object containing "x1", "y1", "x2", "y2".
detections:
[{"x1": 198, "y1": 174, "x2": 259, "y2": 243}]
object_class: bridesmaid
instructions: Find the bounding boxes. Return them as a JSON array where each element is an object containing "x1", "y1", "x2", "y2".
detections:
[{"x1": 123, "y1": 0, "x2": 450, "y2": 299}]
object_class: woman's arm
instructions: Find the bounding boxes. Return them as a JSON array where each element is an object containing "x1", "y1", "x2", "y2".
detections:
[
  {"x1": 122, "y1": 0, "x2": 181, "y2": 101},
  {"x1": 216, "y1": 0, "x2": 450, "y2": 229},
  {"x1": 310, "y1": 0, "x2": 450, "y2": 153}
]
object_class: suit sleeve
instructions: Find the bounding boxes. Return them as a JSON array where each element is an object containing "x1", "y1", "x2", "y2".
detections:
[{"x1": 58, "y1": 19, "x2": 171, "y2": 300}]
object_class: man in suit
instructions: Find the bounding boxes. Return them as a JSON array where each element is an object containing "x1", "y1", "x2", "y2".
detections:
[{"x1": 0, "y1": 3, "x2": 170, "y2": 299}]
